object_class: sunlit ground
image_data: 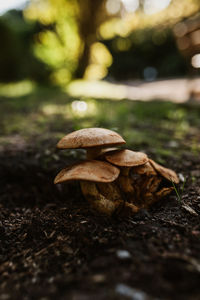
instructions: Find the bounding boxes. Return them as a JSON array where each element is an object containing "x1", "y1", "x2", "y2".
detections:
[
  {"x1": 67, "y1": 78, "x2": 200, "y2": 103},
  {"x1": 0, "y1": 81, "x2": 35, "y2": 97},
  {"x1": 0, "y1": 82, "x2": 200, "y2": 162},
  {"x1": 1, "y1": 78, "x2": 200, "y2": 102}
]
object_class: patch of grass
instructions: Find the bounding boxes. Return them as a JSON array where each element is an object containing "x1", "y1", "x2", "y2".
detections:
[{"x1": 0, "y1": 83, "x2": 200, "y2": 158}]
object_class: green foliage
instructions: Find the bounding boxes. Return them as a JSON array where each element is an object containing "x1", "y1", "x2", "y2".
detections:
[
  {"x1": 1, "y1": 0, "x2": 200, "y2": 84},
  {"x1": 0, "y1": 10, "x2": 50, "y2": 83},
  {"x1": 25, "y1": 0, "x2": 81, "y2": 85}
]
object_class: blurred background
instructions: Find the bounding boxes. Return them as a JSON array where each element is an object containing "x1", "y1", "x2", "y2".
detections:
[
  {"x1": 1, "y1": 0, "x2": 200, "y2": 158},
  {"x1": 1, "y1": 0, "x2": 200, "y2": 85},
  {"x1": 1, "y1": 3, "x2": 200, "y2": 299}
]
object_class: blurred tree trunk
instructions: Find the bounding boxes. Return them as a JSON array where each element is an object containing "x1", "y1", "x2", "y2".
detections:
[{"x1": 75, "y1": 0, "x2": 105, "y2": 78}]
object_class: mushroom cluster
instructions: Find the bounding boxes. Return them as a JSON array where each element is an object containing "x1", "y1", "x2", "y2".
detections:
[{"x1": 54, "y1": 128, "x2": 179, "y2": 216}]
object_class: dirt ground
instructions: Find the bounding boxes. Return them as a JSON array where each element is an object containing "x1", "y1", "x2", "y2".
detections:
[
  {"x1": 0, "y1": 88, "x2": 200, "y2": 300},
  {"x1": 0, "y1": 143, "x2": 200, "y2": 300}
]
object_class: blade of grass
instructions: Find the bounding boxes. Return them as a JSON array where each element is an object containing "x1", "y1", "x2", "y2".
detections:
[
  {"x1": 171, "y1": 181, "x2": 181, "y2": 202},
  {"x1": 171, "y1": 177, "x2": 186, "y2": 202}
]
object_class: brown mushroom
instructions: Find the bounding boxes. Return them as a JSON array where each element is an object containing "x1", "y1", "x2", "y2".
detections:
[
  {"x1": 105, "y1": 149, "x2": 148, "y2": 168},
  {"x1": 104, "y1": 149, "x2": 149, "y2": 207},
  {"x1": 54, "y1": 160, "x2": 138, "y2": 215},
  {"x1": 104, "y1": 150, "x2": 179, "y2": 209},
  {"x1": 149, "y1": 159, "x2": 179, "y2": 184},
  {"x1": 129, "y1": 159, "x2": 179, "y2": 208},
  {"x1": 54, "y1": 160, "x2": 119, "y2": 184},
  {"x1": 56, "y1": 128, "x2": 126, "y2": 159},
  {"x1": 132, "y1": 161, "x2": 157, "y2": 176},
  {"x1": 54, "y1": 160, "x2": 120, "y2": 215}
]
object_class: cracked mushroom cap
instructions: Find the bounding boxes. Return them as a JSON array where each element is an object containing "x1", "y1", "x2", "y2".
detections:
[
  {"x1": 105, "y1": 149, "x2": 148, "y2": 167},
  {"x1": 132, "y1": 161, "x2": 157, "y2": 176},
  {"x1": 149, "y1": 159, "x2": 179, "y2": 184},
  {"x1": 54, "y1": 160, "x2": 120, "y2": 184},
  {"x1": 57, "y1": 128, "x2": 126, "y2": 150}
]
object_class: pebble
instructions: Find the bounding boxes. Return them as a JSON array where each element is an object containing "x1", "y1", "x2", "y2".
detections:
[
  {"x1": 116, "y1": 250, "x2": 131, "y2": 259},
  {"x1": 115, "y1": 283, "x2": 149, "y2": 300},
  {"x1": 92, "y1": 274, "x2": 105, "y2": 283},
  {"x1": 178, "y1": 173, "x2": 185, "y2": 182},
  {"x1": 182, "y1": 204, "x2": 198, "y2": 216}
]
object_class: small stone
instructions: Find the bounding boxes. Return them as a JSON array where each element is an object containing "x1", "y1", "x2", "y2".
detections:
[
  {"x1": 48, "y1": 277, "x2": 55, "y2": 283},
  {"x1": 32, "y1": 277, "x2": 37, "y2": 283},
  {"x1": 178, "y1": 173, "x2": 185, "y2": 182},
  {"x1": 52, "y1": 154, "x2": 59, "y2": 161},
  {"x1": 182, "y1": 204, "x2": 198, "y2": 216},
  {"x1": 62, "y1": 246, "x2": 73, "y2": 254},
  {"x1": 92, "y1": 274, "x2": 106, "y2": 283},
  {"x1": 115, "y1": 283, "x2": 149, "y2": 300},
  {"x1": 116, "y1": 250, "x2": 131, "y2": 259},
  {"x1": 45, "y1": 149, "x2": 51, "y2": 155}
]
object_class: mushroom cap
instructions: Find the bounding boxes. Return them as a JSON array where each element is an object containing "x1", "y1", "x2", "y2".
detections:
[
  {"x1": 132, "y1": 161, "x2": 157, "y2": 176},
  {"x1": 149, "y1": 159, "x2": 179, "y2": 184},
  {"x1": 105, "y1": 149, "x2": 148, "y2": 167},
  {"x1": 54, "y1": 160, "x2": 120, "y2": 184},
  {"x1": 96, "y1": 147, "x2": 119, "y2": 157},
  {"x1": 57, "y1": 128, "x2": 126, "y2": 149}
]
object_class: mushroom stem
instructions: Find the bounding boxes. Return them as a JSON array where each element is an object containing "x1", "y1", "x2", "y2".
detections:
[
  {"x1": 121, "y1": 167, "x2": 130, "y2": 177},
  {"x1": 80, "y1": 181, "x2": 122, "y2": 215},
  {"x1": 80, "y1": 181, "x2": 139, "y2": 216},
  {"x1": 117, "y1": 167, "x2": 136, "y2": 203},
  {"x1": 86, "y1": 147, "x2": 103, "y2": 159}
]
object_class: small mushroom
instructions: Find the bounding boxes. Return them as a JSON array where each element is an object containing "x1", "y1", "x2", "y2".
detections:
[
  {"x1": 132, "y1": 161, "x2": 157, "y2": 176},
  {"x1": 104, "y1": 150, "x2": 179, "y2": 209},
  {"x1": 105, "y1": 149, "x2": 148, "y2": 168},
  {"x1": 54, "y1": 160, "x2": 119, "y2": 184},
  {"x1": 54, "y1": 160, "x2": 126, "y2": 215},
  {"x1": 130, "y1": 162, "x2": 158, "y2": 206},
  {"x1": 149, "y1": 159, "x2": 179, "y2": 184},
  {"x1": 57, "y1": 128, "x2": 126, "y2": 159},
  {"x1": 105, "y1": 149, "x2": 149, "y2": 207},
  {"x1": 129, "y1": 159, "x2": 179, "y2": 208},
  {"x1": 54, "y1": 160, "x2": 139, "y2": 215}
]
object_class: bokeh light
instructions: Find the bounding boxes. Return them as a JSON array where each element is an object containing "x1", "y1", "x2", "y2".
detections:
[
  {"x1": 143, "y1": 67, "x2": 158, "y2": 81},
  {"x1": 191, "y1": 54, "x2": 200, "y2": 68},
  {"x1": 106, "y1": 0, "x2": 121, "y2": 15},
  {"x1": 0, "y1": 81, "x2": 35, "y2": 97},
  {"x1": 144, "y1": 0, "x2": 171, "y2": 15},
  {"x1": 121, "y1": 0, "x2": 139, "y2": 13},
  {"x1": 0, "y1": 0, "x2": 28, "y2": 15},
  {"x1": 173, "y1": 22, "x2": 188, "y2": 38},
  {"x1": 72, "y1": 101, "x2": 88, "y2": 113}
]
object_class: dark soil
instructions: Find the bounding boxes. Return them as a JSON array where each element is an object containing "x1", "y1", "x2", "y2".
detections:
[{"x1": 0, "y1": 144, "x2": 200, "y2": 300}]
